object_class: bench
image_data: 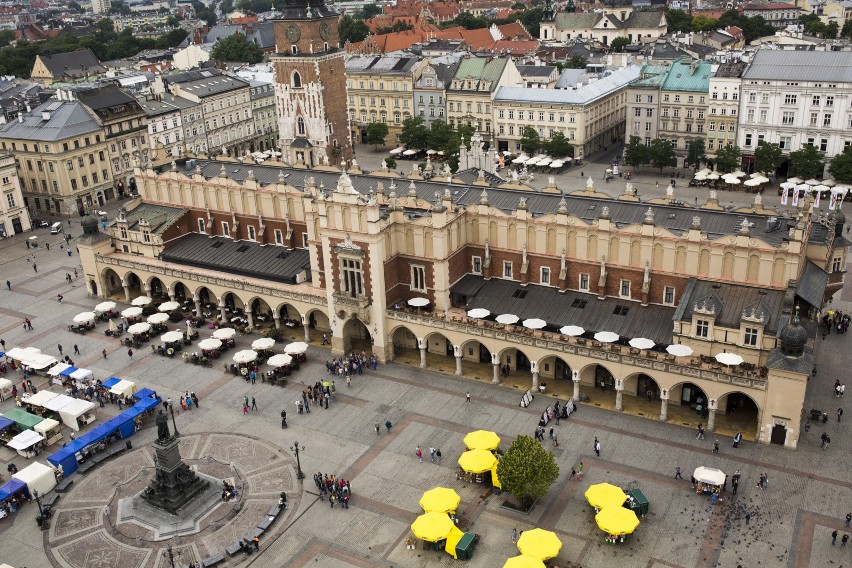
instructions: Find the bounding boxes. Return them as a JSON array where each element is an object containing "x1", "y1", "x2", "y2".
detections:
[
  {"x1": 76, "y1": 460, "x2": 96, "y2": 474},
  {"x1": 266, "y1": 505, "x2": 281, "y2": 517},
  {"x1": 55, "y1": 478, "x2": 74, "y2": 492},
  {"x1": 41, "y1": 493, "x2": 60, "y2": 508},
  {"x1": 225, "y1": 543, "x2": 242, "y2": 556},
  {"x1": 257, "y1": 517, "x2": 274, "y2": 530},
  {"x1": 201, "y1": 554, "x2": 225, "y2": 567},
  {"x1": 246, "y1": 527, "x2": 263, "y2": 540}
]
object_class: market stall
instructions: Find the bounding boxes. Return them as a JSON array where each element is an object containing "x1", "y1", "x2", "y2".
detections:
[
  {"x1": 585, "y1": 483, "x2": 627, "y2": 511},
  {"x1": 132, "y1": 387, "x2": 159, "y2": 401},
  {"x1": 0, "y1": 378, "x2": 13, "y2": 400},
  {"x1": 34, "y1": 418, "x2": 62, "y2": 446},
  {"x1": 0, "y1": 478, "x2": 30, "y2": 519},
  {"x1": 100, "y1": 377, "x2": 121, "y2": 390},
  {"x1": 693, "y1": 466, "x2": 726, "y2": 498},
  {"x1": 595, "y1": 506, "x2": 640, "y2": 544},
  {"x1": 24, "y1": 390, "x2": 58, "y2": 411},
  {"x1": 69, "y1": 368, "x2": 94, "y2": 386},
  {"x1": 12, "y1": 462, "x2": 56, "y2": 496},
  {"x1": 109, "y1": 379, "x2": 137, "y2": 398},
  {"x1": 2, "y1": 408, "x2": 43, "y2": 431},
  {"x1": 410, "y1": 511, "x2": 469, "y2": 559},
  {"x1": 42, "y1": 394, "x2": 74, "y2": 415},
  {"x1": 7, "y1": 429, "x2": 45, "y2": 457},
  {"x1": 463, "y1": 430, "x2": 500, "y2": 451},
  {"x1": 0, "y1": 416, "x2": 13, "y2": 442},
  {"x1": 419, "y1": 487, "x2": 461, "y2": 514},
  {"x1": 58, "y1": 399, "x2": 96, "y2": 431},
  {"x1": 516, "y1": 528, "x2": 562, "y2": 560}
]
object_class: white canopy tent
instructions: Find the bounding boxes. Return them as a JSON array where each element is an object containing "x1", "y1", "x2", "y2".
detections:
[
  {"x1": 24, "y1": 390, "x2": 57, "y2": 408},
  {"x1": 131, "y1": 296, "x2": 152, "y2": 306},
  {"x1": 47, "y1": 363, "x2": 72, "y2": 377},
  {"x1": 160, "y1": 331, "x2": 183, "y2": 343},
  {"x1": 70, "y1": 368, "x2": 93, "y2": 383},
  {"x1": 147, "y1": 313, "x2": 169, "y2": 324},
  {"x1": 693, "y1": 466, "x2": 726, "y2": 486},
  {"x1": 58, "y1": 399, "x2": 96, "y2": 431},
  {"x1": 233, "y1": 350, "x2": 258, "y2": 364},
  {"x1": 0, "y1": 378, "x2": 12, "y2": 400},
  {"x1": 94, "y1": 301, "x2": 116, "y2": 313},
  {"x1": 34, "y1": 417, "x2": 62, "y2": 446},
  {"x1": 110, "y1": 379, "x2": 136, "y2": 398},
  {"x1": 127, "y1": 322, "x2": 151, "y2": 334},
  {"x1": 43, "y1": 394, "x2": 75, "y2": 413},
  {"x1": 12, "y1": 461, "x2": 56, "y2": 495},
  {"x1": 198, "y1": 338, "x2": 222, "y2": 351},
  {"x1": 267, "y1": 354, "x2": 293, "y2": 367},
  {"x1": 7, "y1": 429, "x2": 44, "y2": 455}
]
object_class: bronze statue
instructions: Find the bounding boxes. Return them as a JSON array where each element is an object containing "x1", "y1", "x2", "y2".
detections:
[{"x1": 156, "y1": 409, "x2": 170, "y2": 440}]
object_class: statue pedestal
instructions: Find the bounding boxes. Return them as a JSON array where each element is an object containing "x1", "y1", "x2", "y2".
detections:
[{"x1": 140, "y1": 436, "x2": 209, "y2": 514}]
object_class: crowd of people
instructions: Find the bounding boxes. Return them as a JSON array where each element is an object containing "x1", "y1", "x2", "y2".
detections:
[{"x1": 312, "y1": 472, "x2": 352, "y2": 508}]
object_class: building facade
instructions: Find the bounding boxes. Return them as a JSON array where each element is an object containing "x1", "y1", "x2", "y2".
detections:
[
  {"x1": 624, "y1": 64, "x2": 667, "y2": 149},
  {"x1": 447, "y1": 56, "x2": 521, "y2": 141},
  {"x1": 250, "y1": 80, "x2": 278, "y2": 152},
  {"x1": 413, "y1": 58, "x2": 460, "y2": 128},
  {"x1": 743, "y1": 3, "x2": 802, "y2": 28},
  {"x1": 0, "y1": 151, "x2": 31, "y2": 236},
  {"x1": 540, "y1": 10, "x2": 668, "y2": 44},
  {"x1": 137, "y1": 93, "x2": 199, "y2": 164},
  {"x1": 706, "y1": 61, "x2": 745, "y2": 159},
  {"x1": 658, "y1": 59, "x2": 712, "y2": 163}
]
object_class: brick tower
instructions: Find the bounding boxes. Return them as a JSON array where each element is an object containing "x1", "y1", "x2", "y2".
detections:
[{"x1": 271, "y1": 0, "x2": 352, "y2": 167}]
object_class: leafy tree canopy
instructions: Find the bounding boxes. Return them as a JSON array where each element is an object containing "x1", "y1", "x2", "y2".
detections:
[
  {"x1": 565, "y1": 54, "x2": 587, "y2": 69},
  {"x1": 546, "y1": 131, "x2": 573, "y2": 159},
  {"x1": 685, "y1": 138, "x2": 706, "y2": 171},
  {"x1": 624, "y1": 136, "x2": 648, "y2": 168},
  {"x1": 714, "y1": 144, "x2": 742, "y2": 174},
  {"x1": 495, "y1": 435, "x2": 559, "y2": 506},
  {"x1": 691, "y1": 15, "x2": 718, "y2": 31},
  {"x1": 609, "y1": 36, "x2": 629, "y2": 53},
  {"x1": 399, "y1": 116, "x2": 429, "y2": 150},
  {"x1": 790, "y1": 144, "x2": 825, "y2": 180},
  {"x1": 520, "y1": 126, "x2": 540, "y2": 154},
  {"x1": 366, "y1": 122, "x2": 388, "y2": 148},
  {"x1": 649, "y1": 139, "x2": 676, "y2": 172},
  {"x1": 828, "y1": 145, "x2": 852, "y2": 184},
  {"x1": 664, "y1": 8, "x2": 692, "y2": 33},
  {"x1": 210, "y1": 32, "x2": 264, "y2": 63},
  {"x1": 754, "y1": 142, "x2": 783, "y2": 175},
  {"x1": 356, "y1": 3, "x2": 382, "y2": 19},
  {"x1": 339, "y1": 14, "x2": 370, "y2": 44}
]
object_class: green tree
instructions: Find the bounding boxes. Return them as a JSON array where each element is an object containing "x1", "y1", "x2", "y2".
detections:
[
  {"x1": 790, "y1": 144, "x2": 825, "y2": 180},
  {"x1": 829, "y1": 146, "x2": 852, "y2": 184},
  {"x1": 685, "y1": 139, "x2": 706, "y2": 171},
  {"x1": 399, "y1": 116, "x2": 429, "y2": 150},
  {"x1": 496, "y1": 435, "x2": 559, "y2": 507},
  {"x1": 648, "y1": 139, "x2": 676, "y2": 172},
  {"x1": 427, "y1": 120, "x2": 454, "y2": 152},
  {"x1": 455, "y1": 123, "x2": 476, "y2": 150},
  {"x1": 155, "y1": 28, "x2": 189, "y2": 48},
  {"x1": 826, "y1": 20, "x2": 839, "y2": 39},
  {"x1": 451, "y1": 12, "x2": 490, "y2": 29},
  {"x1": 365, "y1": 122, "x2": 388, "y2": 149},
  {"x1": 565, "y1": 55, "x2": 587, "y2": 69},
  {"x1": 714, "y1": 144, "x2": 741, "y2": 173},
  {"x1": 519, "y1": 126, "x2": 540, "y2": 154},
  {"x1": 356, "y1": 3, "x2": 382, "y2": 19},
  {"x1": 68, "y1": 1, "x2": 82, "y2": 11},
  {"x1": 211, "y1": 32, "x2": 264, "y2": 63},
  {"x1": 691, "y1": 15, "x2": 718, "y2": 31},
  {"x1": 192, "y1": 0, "x2": 218, "y2": 27},
  {"x1": 0, "y1": 30, "x2": 14, "y2": 48},
  {"x1": 220, "y1": 0, "x2": 234, "y2": 12},
  {"x1": 753, "y1": 142, "x2": 783, "y2": 175},
  {"x1": 609, "y1": 36, "x2": 629, "y2": 53},
  {"x1": 800, "y1": 13, "x2": 826, "y2": 35},
  {"x1": 665, "y1": 8, "x2": 693, "y2": 33},
  {"x1": 339, "y1": 14, "x2": 370, "y2": 44},
  {"x1": 546, "y1": 131, "x2": 573, "y2": 159},
  {"x1": 842, "y1": 19, "x2": 852, "y2": 40},
  {"x1": 624, "y1": 136, "x2": 648, "y2": 169}
]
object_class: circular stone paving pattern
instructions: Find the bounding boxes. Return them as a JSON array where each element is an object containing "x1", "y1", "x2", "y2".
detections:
[{"x1": 46, "y1": 432, "x2": 300, "y2": 568}]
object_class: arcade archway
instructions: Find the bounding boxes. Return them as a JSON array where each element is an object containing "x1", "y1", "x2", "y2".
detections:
[
  {"x1": 172, "y1": 282, "x2": 189, "y2": 302},
  {"x1": 148, "y1": 276, "x2": 167, "y2": 302},
  {"x1": 342, "y1": 317, "x2": 372, "y2": 354},
  {"x1": 716, "y1": 391, "x2": 760, "y2": 441},
  {"x1": 101, "y1": 268, "x2": 123, "y2": 299}
]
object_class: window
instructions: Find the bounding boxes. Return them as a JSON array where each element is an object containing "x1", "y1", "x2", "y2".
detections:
[
  {"x1": 579, "y1": 273, "x2": 589, "y2": 291},
  {"x1": 613, "y1": 305, "x2": 629, "y2": 316},
  {"x1": 812, "y1": 95, "x2": 820, "y2": 106},
  {"x1": 620, "y1": 279, "x2": 631, "y2": 298},
  {"x1": 635, "y1": 108, "x2": 642, "y2": 117},
  {"x1": 695, "y1": 319, "x2": 710, "y2": 338},
  {"x1": 823, "y1": 114, "x2": 832, "y2": 127},
  {"x1": 472, "y1": 256, "x2": 482, "y2": 274},
  {"x1": 292, "y1": 71, "x2": 301, "y2": 88},
  {"x1": 833, "y1": 256, "x2": 843, "y2": 272},
  {"x1": 540, "y1": 267, "x2": 551, "y2": 285},
  {"x1": 503, "y1": 261, "x2": 513, "y2": 279},
  {"x1": 341, "y1": 258, "x2": 363, "y2": 297},
  {"x1": 759, "y1": 110, "x2": 767, "y2": 123},
  {"x1": 302, "y1": 233, "x2": 309, "y2": 248},
  {"x1": 780, "y1": 136, "x2": 792, "y2": 150},
  {"x1": 782, "y1": 111, "x2": 795, "y2": 125},
  {"x1": 821, "y1": 138, "x2": 829, "y2": 152},
  {"x1": 221, "y1": 221, "x2": 230, "y2": 237},
  {"x1": 247, "y1": 225, "x2": 256, "y2": 241},
  {"x1": 784, "y1": 94, "x2": 797, "y2": 105},
  {"x1": 197, "y1": 218, "x2": 206, "y2": 233},
  {"x1": 142, "y1": 230, "x2": 150, "y2": 244},
  {"x1": 411, "y1": 265, "x2": 426, "y2": 291},
  {"x1": 663, "y1": 286, "x2": 675, "y2": 305},
  {"x1": 743, "y1": 327, "x2": 759, "y2": 347},
  {"x1": 744, "y1": 133, "x2": 753, "y2": 147},
  {"x1": 826, "y1": 96, "x2": 834, "y2": 107},
  {"x1": 273, "y1": 229, "x2": 283, "y2": 245},
  {"x1": 810, "y1": 112, "x2": 818, "y2": 126},
  {"x1": 5, "y1": 192, "x2": 14, "y2": 208},
  {"x1": 748, "y1": 92, "x2": 756, "y2": 103}
]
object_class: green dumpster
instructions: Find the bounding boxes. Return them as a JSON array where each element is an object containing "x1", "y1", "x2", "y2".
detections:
[
  {"x1": 626, "y1": 488, "x2": 649, "y2": 517},
  {"x1": 455, "y1": 532, "x2": 477, "y2": 560}
]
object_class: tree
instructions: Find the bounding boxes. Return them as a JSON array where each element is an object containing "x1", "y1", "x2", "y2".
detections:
[
  {"x1": 451, "y1": 12, "x2": 490, "y2": 29},
  {"x1": 565, "y1": 55, "x2": 587, "y2": 69},
  {"x1": 691, "y1": 15, "x2": 718, "y2": 31},
  {"x1": 829, "y1": 146, "x2": 852, "y2": 184},
  {"x1": 609, "y1": 37, "x2": 629, "y2": 53},
  {"x1": 365, "y1": 122, "x2": 388, "y2": 149},
  {"x1": 714, "y1": 144, "x2": 741, "y2": 173},
  {"x1": 496, "y1": 435, "x2": 559, "y2": 507},
  {"x1": 357, "y1": 3, "x2": 382, "y2": 18},
  {"x1": 399, "y1": 116, "x2": 428, "y2": 150},
  {"x1": 754, "y1": 142, "x2": 783, "y2": 175},
  {"x1": 520, "y1": 126, "x2": 540, "y2": 154},
  {"x1": 685, "y1": 139, "x2": 706, "y2": 171},
  {"x1": 789, "y1": 144, "x2": 825, "y2": 180},
  {"x1": 624, "y1": 136, "x2": 648, "y2": 169},
  {"x1": 648, "y1": 139, "x2": 676, "y2": 172},
  {"x1": 339, "y1": 14, "x2": 370, "y2": 44},
  {"x1": 826, "y1": 20, "x2": 839, "y2": 39},
  {"x1": 427, "y1": 120, "x2": 454, "y2": 152},
  {"x1": 665, "y1": 8, "x2": 693, "y2": 33},
  {"x1": 842, "y1": 19, "x2": 852, "y2": 40},
  {"x1": 211, "y1": 32, "x2": 264, "y2": 63},
  {"x1": 546, "y1": 131, "x2": 573, "y2": 159}
]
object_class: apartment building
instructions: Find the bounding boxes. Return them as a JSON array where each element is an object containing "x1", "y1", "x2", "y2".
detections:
[
  {"x1": 250, "y1": 80, "x2": 278, "y2": 152},
  {"x1": 137, "y1": 93, "x2": 199, "y2": 163},
  {"x1": 658, "y1": 59, "x2": 712, "y2": 163},
  {"x1": 706, "y1": 61, "x2": 746, "y2": 158},
  {"x1": 446, "y1": 56, "x2": 521, "y2": 141},
  {"x1": 413, "y1": 58, "x2": 461, "y2": 128},
  {"x1": 624, "y1": 64, "x2": 668, "y2": 148},
  {"x1": 0, "y1": 151, "x2": 31, "y2": 236}
]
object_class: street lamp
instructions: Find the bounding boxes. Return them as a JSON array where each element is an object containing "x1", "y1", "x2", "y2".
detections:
[
  {"x1": 163, "y1": 543, "x2": 178, "y2": 568},
  {"x1": 290, "y1": 441, "x2": 305, "y2": 480},
  {"x1": 33, "y1": 489, "x2": 42, "y2": 515},
  {"x1": 164, "y1": 399, "x2": 180, "y2": 438}
]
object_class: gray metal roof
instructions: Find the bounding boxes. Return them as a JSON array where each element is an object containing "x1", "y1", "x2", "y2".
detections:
[
  {"x1": 206, "y1": 23, "x2": 275, "y2": 49},
  {"x1": 36, "y1": 50, "x2": 106, "y2": 79},
  {"x1": 178, "y1": 160, "x2": 797, "y2": 248},
  {"x1": 675, "y1": 278, "x2": 786, "y2": 335},
  {"x1": 0, "y1": 99, "x2": 101, "y2": 141},
  {"x1": 517, "y1": 65, "x2": 557, "y2": 78},
  {"x1": 742, "y1": 50, "x2": 852, "y2": 83},
  {"x1": 114, "y1": 203, "x2": 187, "y2": 235},
  {"x1": 345, "y1": 56, "x2": 421, "y2": 75},
  {"x1": 496, "y1": 66, "x2": 640, "y2": 105},
  {"x1": 166, "y1": 69, "x2": 250, "y2": 97},
  {"x1": 160, "y1": 234, "x2": 311, "y2": 284},
  {"x1": 135, "y1": 94, "x2": 199, "y2": 117},
  {"x1": 452, "y1": 275, "x2": 676, "y2": 345},
  {"x1": 796, "y1": 261, "x2": 828, "y2": 309}
]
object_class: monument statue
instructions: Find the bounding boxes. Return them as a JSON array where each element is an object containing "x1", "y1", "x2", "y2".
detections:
[{"x1": 156, "y1": 410, "x2": 170, "y2": 440}]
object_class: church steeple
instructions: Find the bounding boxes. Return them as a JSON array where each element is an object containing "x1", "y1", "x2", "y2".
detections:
[
  {"x1": 566, "y1": 0, "x2": 576, "y2": 12},
  {"x1": 542, "y1": 0, "x2": 555, "y2": 22}
]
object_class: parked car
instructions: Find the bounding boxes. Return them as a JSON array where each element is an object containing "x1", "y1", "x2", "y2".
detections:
[{"x1": 33, "y1": 220, "x2": 50, "y2": 228}]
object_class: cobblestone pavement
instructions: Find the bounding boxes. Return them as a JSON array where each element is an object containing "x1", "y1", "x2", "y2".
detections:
[{"x1": 0, "y1": 201, "x2": 850, "y2": 568}]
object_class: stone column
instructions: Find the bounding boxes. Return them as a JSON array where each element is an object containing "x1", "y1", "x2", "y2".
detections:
[
  {"x1": 615, "y1": 379, "x2": 624, "y2": 412},
  {"x1": 572, "y1": 369, "x2": 580, "y2": 401},
  {"x1": 707, "y1": 399, "x2": 717, "y2": 431},
  {"x1": 168, "y1": 291, "x2": 175, "y2": 301},
  {"x1": 659, "y1": 389, "x2": 669, "y2": 421},
  {"x1": 273, "y1": 314, "x2": 281, "y2": 330},
  {"x1": 491, "y1": 354, "x2": 500, "y2": 384},
  {"x1": 530, "y1": 361, "x2": 539, "y2": 390},
  {"x1": 303, "y1": 323, "x2": 311, "y2": 342},
  {"x1": 454, "y1": 345, "x2": 463, "y2": 376},
  {"x1": 143, "y1": 283, "x2": 151, "y2": 297},
  {"x1": 219, "y1": 302, "x2": 227, "y2": 322},
  {"x1": 193, "y1": 296, "x2": 202, "y2": 317},
  {"x1": 122, "y1": 280, "x2": 131, "y2": 303},
  {"x1": 248, "y1": 312, "x2": 255, "y2": 329},
  {"x1": 418, "y1": 338, "x2": 427, "y2": 368}
]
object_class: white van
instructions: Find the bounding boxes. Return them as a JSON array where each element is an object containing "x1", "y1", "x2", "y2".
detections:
[{"x1": 50, "y1": 222, "x2": 62, "y2": 234}]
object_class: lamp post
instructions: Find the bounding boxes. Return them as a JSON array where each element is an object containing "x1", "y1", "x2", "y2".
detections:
[
  {"x1": 164, "y1": 543, "x2": 177, "y2": 568},
  {"x1": 164, "y1": 399, "x2": 180, "y2": 437},
  {"x1": 290, "y1": 441, "x2": 305, "y2": 480},
  {"x1": 33, "y1": 489, "x2": 42, "y2": 516}
]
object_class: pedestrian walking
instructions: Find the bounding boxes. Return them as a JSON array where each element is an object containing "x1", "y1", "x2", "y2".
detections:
[
  {"x1": 594, "y1": 438, "x2": 600, "y2": 457},
  {"x1": 838, "y1": 407, "x2": 844, "y2": 422},
  {"x1": 713, "y1": 439, "x2": 720, "y2": 453},
  {"x1": 73, "y1": 344, "x2": 80, "y2": 355},
  {"x1": 429, "y1": 446, "x2": 436, "y2": 463},
  {"x1": 375, "y1": 421, "x2": 380, "y2": 435},
  {"x1": 436, "y1": 448, "x2": 441, "y2": 464},
  {"x1": 385, "y1": 419, "x2": 392, "y2": 432},
  {"x1": 244, "y1": 395, "x2": 249, "y2": 409},
  {"x1": 511, "y1": 528, "x2": 518, "y2": 544},
  {"x1": 675, "y1": 466, "x2": 683, "y2": 479},
  {"x1": 243, "y1": 404, "x2": 249, "y2": 415},
  {"x1": 322, "y1": 333, "x2": 328, "y2": 345},
  {"x1": 0, "y1": 339, "x2": 4, "y2": 349},
  {"x1": 549, "y1": 427, "x2": 554, "y2": 440},
  {"x1": 5, "y1": 280, "x2": 9, "y2": 290},
  {"x1": 128, "y1": 348, "x2": 134, "y2": 359},
  {"x1": 466, "y1": 391, "x2": 471, "y2": 404},
  {"x1": 570, "y1": 468, "x2": 576, "y2": 480},
  {"x1": 552, "y1": 433, "x2": 559, "y2": 447},
  {"x1": 102, "y1": 349, "x2": 107, "y2": 359},
  {"x1": 191, "y1": 392, "x2": 199, "y2": 408},
  {"x1": 824, "y1": 434, "x2": 831, "y2": 450},
  {"x1": 843, "y1": 534, "x2": 849, "y2": 548},
  {"x1": 416, "y1": 446, "x2": 423, "y2": 463},
  {"x1": 696, "y1": 423, "x2": 705, "y2": 440},
  {"x1": 33, "y1": 263, "x2": 37, "y2": 273},
  {"x1": 577, "y1": 461, "x2": 584, "y2": 480},
  {"x1": 845, "y1": 513, "x2": 851, "y2": 528},
  {"x1": 832, "y1": 529, "x2": 839, "y2": 545},
  {"x1": 25, "y1": 318, "x2": 32, "y2": 330},
  {"x1": 58, "y1": 344, "x2": 63, "y2": 355},
  {"x1": 733, "y1": 432, "x2": 742, "y2": 448},
  {"x1": 251, "y1": 397, "x2": 258, "y2": 410},
  {"x1": 745, "y1": 512, "x2": 751, "y2": 525}
]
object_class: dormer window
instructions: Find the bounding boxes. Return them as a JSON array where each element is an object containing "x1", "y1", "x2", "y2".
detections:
[{"x1": 119, "y1": 226, "x2": 127, "y2": 239}]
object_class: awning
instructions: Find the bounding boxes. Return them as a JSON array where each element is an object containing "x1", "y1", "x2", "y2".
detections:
[
  {"x1": 7, "y1": 429, "x2": 45, "y2": 450},
  {"x1": 43, "y1": 394, "x2": 75, "y2": 412},
  {"x1": 133, "y1": 387, "x2": 157, "y2": 400},
  {"x1": 2, "y1": 408, "x2": 43, "y2": 430},
  {"x1": 797, "y1": 261, "x2": 828, "y2": 309},
  {"x1": 101, "y1": 377, "x2": 121, "y2": 389},
  {"x1": 0, "y1": 416, "x2": 14, "y2": 431}
]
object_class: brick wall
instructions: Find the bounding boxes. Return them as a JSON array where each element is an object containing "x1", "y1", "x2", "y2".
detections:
[
  {"x1": 384, "y1": 255, "x2": 435, "y2": 305},
  {"x1": 328, "y1": 236, "x2": 372, "y2": 299}
]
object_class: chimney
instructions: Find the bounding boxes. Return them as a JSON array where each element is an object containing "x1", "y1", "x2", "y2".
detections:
[{"x1": 41, "y1": 110, "x2": 50, "y2": 121}]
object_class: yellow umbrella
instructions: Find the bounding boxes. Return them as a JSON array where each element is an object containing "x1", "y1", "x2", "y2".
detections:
[
  {"x1": 503, "y1": 555, "x2": 546, "y2": 568},
  {"x1": 410, "y1": 512, "x2": 455, "y2": 542},
  {"x1": 464, "y1": 430, "x2": 501, "y2": 451},
  {"x1": 516, "y1": 528, "x2": 562, "y2": 560},
  {"x1": 595, "y1": 507, "x2": 640, "y2": 535},
  {"x1": 584, "y1": 483, "x2": 627, "y2": 510},
  {"x1": 458, "y1": 449, "x2": 497, "y2": 474},
  {"x1": 419, "y1": 487, "x2": 461, "y2": 514}
]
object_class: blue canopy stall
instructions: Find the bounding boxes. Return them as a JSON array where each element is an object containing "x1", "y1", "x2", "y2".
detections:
[
  {"x1": 47, "y1": 438, "x2": 88, "y2": 476},
  {"x1": 132, "y1": 387, "x2": 158, "y2": 401},
  {"x1": 100, "y1": 377, "x2": 121, "y2": 389},
  {"x1": 133, "y1": 396, "x2": 161, "y2": 413},
  {"x1": 0, "y1": 478, "x2": 30, "y2": 502},
  {"x1": 58, "y1": 366, "x2": 79, "y2": 378},
  {"x1": 0, "y1": 415, "x2": 14, "y2": 433}
]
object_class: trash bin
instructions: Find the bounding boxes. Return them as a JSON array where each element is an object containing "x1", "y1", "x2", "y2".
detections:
[
  {"x1": 627, "y1": 488, "x2": 649, "y2": 517},
  {"x1": 455, "y1": 533, "x2": 477, "y2": 560}
]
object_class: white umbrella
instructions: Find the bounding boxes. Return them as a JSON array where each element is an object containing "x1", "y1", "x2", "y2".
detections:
[
  {"x1": 389, "y1": 147, "x2": 404, "y2": 155},
  {"x1": 752, "y1": 175, "x2": 770, "y2": 184},
  {"x1": 693, "y1": 466, "x2": 726, "y2": 486},
  {"x1": 251, "y1": 337, "x2": 276, "y2": 350},
  {"x1": 407, "y1": 297, "x2": 430, "y2": 307},
  {"x1": 522, "y1": 318, "x2": 547, "y2": 330},
  {"x1": 467, "y1": 308, "x2": 490, "y2": 319},
  {"x1": 796, "y1": 183, "x2": 811, "y2": 192},
  {"x1": 743, "y1": 178, "x2": 761, "y2": 187},
  {"x1": 560, "y1": 325, "x2": 585, "y2": 336},
  {"x1": 132, "y1": 296, "x2": 152, "y2": 306},
  {"x1": 267, "y1": 353, "x2": 293, "y2": 367},
  {"x1": 403, "y1": 149, "x2": 417, "y2": 156},
  {"x1": 726, "y1": 177, "x2": 741, "y2": 185},
  {"x1": 284, "y1": 341, "x2": 309, "y2": 355},
  {"x1": 594, "y1": 331, "x2": 619, "y2": 343},
  {"x1": 822, "y1": 179, "x2": 836, "y2": 187},
  {"x1": 127, "y1": 322, "x2": 151, "y2": 334},
  {"x1": 628, "y1": 338, "x2": 655, "y2": 350},
  {"x1": 693, "y1": 172, "x2": 707, "y2": 181},
  {"x1": 731, "y1": 170, "x2": 747, "y2": 178},
  {"x1": 233, "y1": 349, "x2": 257, "y2": 363},
  {"x1": 787, "y1": 177, "x2": 803, "y2": 184},
  {"x1": 666, "y1": 344, "x2": 693, "y2": 357},
  {"x1": 715, "y1": 352, "x2": 743, "y2": 366},
  {"x1": 537, "y1": 157, "x2": 552, "y2": 166},
  {"x1": 147, "y1": 313, "x2": 169, "y2": 324},
  {"x1": 496, "y1": 314, "x2": 520, "y2": 325},
  {"x1": 804, "y1": 178, "x2": 821, "y2": 186},
  {"x1": 158, "y1": 301, "x2": 180, "y2": 312},
  {"x1": 706, "y1": 172, "x2": 720, "y2": 180},
  {"x1": 121, "y1": 306, "x2": 143, "y2": 318},
  {"x1": 549, "y1": 160, "x2": 564, "y2": 168},
  {"x1": 94, "y1": 301, "x2": 116, "y2": 313},
  {"x1": 697, "y1": 167, "x2": 712, "y2": 175},
  {"x1": 73, "y1": 311, "x2": 96, "y2": 324},
  {"x1": 512, "y1": 155, "x2": 529, "y2": 164},
  {"x1": 813, "y1": 184, "x2": 830, "y2": 194},
  {"x1": 161, "y1": 331, "x2": 183, "y2": 343},
  {"x1": 198, "y1": 338, "x2": 222, "y2": 351},
  {"x1": 426, "y1": 149, "x2": 436, "y2": 155},
  {"x1": 780, "y1": 182, "x2": 796, "y2": 190},
  {"x1": 213, "y1": 327, "x2": 236, "y2": 340},
  {"x1": 526, "y1": 156, "x2": 541, "y2": 166}
]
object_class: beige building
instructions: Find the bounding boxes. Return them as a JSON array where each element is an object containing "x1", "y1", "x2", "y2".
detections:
[
  {"x1": 624, "y1": 64, "x2": 668, "y2": 149},
  {"x1": 136, "y1": 93, "x2": 200, "y2": 165},
  {"x1": 494, "y1": 66, "x2": 638, "y2": 160},
  {"x1": 823, "y1": 0, "x2": 852, "y2": 23},
  {"x1": 30, "y1": 50, "x2": 107, "y2": 86},
  {"x1": 706, "y1": 61, "x2": 745, "y2": 159},
  {"x1": 250, "y1": 80, "x2": 278, "y2": 153},
  {"x1": 0, "y1": 151, "x2": 31, "y2": 236},
  {"x1": 540, "y1": 10, "x2": 668, "y2": 44},
  {"x1": 345, "y1": 56, "x2": 424, "y2": 146},
  {"x1": 447, "y1": 56, "x2": 521, "y2": 140},
  {"x1": 657, "y1": 59, "x2": 712, "y2": 164},
  {"x1": 0, "y1": 98, "x2": 113, "y2": 215},
  {"x1": 76, "y1": 146, "x2": 843, "y2": 450}
]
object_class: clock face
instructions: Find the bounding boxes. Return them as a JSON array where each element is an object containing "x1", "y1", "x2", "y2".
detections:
[
  {"x1": 319, "y1": 21, "x2": 330, "y2": 40},
  {"x1": 285, "y1": 23, "x2": 301, "y2": 43}
]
